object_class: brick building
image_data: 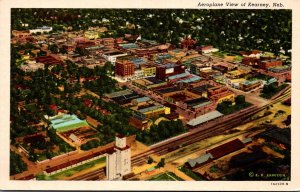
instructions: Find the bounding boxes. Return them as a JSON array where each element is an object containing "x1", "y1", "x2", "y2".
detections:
[
  {"x1": 156, "y1": 63, "x2": 185, "y2": 80},
  {"x1": 242, "y1": 57, "x2": 260, "y2": 66},
  {"x1": 129, "y1": 115, "x2": 150, "y2": 130},
  {"x1": 181, "y1": 37, "x2": 196, "y2": 50},
  {"x1": 258, "y1": 59, "x2": 282, "y2": 70},
  {"x1": 115, "y1": 60, "x2": 135, "y2": 79},
  {"x1": 12, "y1": 30, "x2": 31, "y2": 38},
  {"x1": 239, "y1": 80, "x2": 262, "y2": 92}
]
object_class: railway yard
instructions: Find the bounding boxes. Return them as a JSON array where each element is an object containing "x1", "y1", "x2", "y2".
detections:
[{"x1": 68, "y1": 86, "x2": 291, "y2": 181}]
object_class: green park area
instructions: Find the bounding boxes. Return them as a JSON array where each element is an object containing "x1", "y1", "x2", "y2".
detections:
[
  {"x1": 136, "y1": 120, "x2": 186, "y2": 146},
  {"x1": 179, "y1": 166, "x2": 206, "y2": 181},
  {"x1": 36, "y1": 156, "x2": 106, "y2": 180},
  {"x1": 212, "y1": 51, "x2": 243, "y2": 61},
  {"x1": 260, "y1": 83, "x2": 288, "y2": 99},
  {"x1": 212, "y1": 51, "x2": 227, "y2": 58},
  {"x1": 148, "y1": 172, "x2": 183, "y2": 181},
  {"x1": 217, "y1": 95, "x2": 252, "y2": 115}
]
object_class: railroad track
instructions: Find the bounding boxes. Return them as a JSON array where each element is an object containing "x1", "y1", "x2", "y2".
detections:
[
  {"x1": 71, "y1": 109, "x2": 258, "y2": 179},
  {"x1": 70, "y1": 89, "x2": 290, "y2": 180},
  {"x1": 71, "y1": 168, "x2": 106, "y2": 180}
]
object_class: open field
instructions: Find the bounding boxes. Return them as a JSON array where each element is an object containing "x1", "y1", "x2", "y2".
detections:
[{"x1": 148, "y1": 172, "x2": 183, "y2": 181}]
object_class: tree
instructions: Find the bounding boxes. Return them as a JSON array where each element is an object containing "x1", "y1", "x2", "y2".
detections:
[
  {"x1": 157, "y1": 158, "x2": 165, "y2": 168},
  {"x1": 28, "y1": 149, "x2": 38, "y2": 162},
  {"x1": 80, "y1": 140, "x2": 101, "y2": 150},
  {"x1": 48, "y1": 44, "x2": 59, "y2": 54},
  {"x1": 10, "y1": 151, "x2": 28, "y2": 175},
  {"x1": 45, "y1": 149, "x2": 54, "y2": 159},
  {"x1": 235, "y1": 95, "x2": 246, "y2": 105},
  {"x1": 60, "y1": 47, "x2": 68, "y2": 54},
  {"x1": 147, "y1": 156, "x2": 154, "y2": 164},
  {"x1": 11, "y1": 9, "x2": 291, "y2": 54},
  {"x1": 217, "y1": 100, "x2": 233, "y2": 114},
  {"x1": 75, "y1": 47, "x2": 87, "y2": 56}
]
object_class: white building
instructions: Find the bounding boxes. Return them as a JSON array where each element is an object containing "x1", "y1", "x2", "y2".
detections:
[
  {"x1": 102, "y1": 51, "x2": 128, "y2": 64},
  {"x1": 29, "y1": 26, "x2": 53, "y2": 34},
  {"x1": 202, "y1": 48, "x2": 219, "y2": 54},
  {"x1": 69, "y1": 134, "x2": 81, "y2": 146},
  {"x1": 115, "y1": 70, "x2": 144, "y2": 82},
  {"x1": 106, "y1": 135, "x2": 131, "y2": 180},
  {"x1": 20, "y1": 62, "x2": 45, "y2": 72}
]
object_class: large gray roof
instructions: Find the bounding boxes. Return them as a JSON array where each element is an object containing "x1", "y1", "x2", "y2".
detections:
[
  {"x1": 187, "y1": 110, "x2": 223, "y2": 126},
  {"x1": 187, "y1": 153, "x2": 213, "y2": 168}
]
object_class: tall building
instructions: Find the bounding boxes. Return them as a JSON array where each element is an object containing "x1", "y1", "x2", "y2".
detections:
[
  {"x1": 106, "y1": 134, "x2": 131, "y2": 180},
  {"x1": 181, "y1": 36, "x2": 196, "y2": 50},
  {"x1": 115, "y1": 60, "x2": 135, "y2": 80},
  {"x1": 156, "y1": 63, "x2": 185, "y2": 81}
]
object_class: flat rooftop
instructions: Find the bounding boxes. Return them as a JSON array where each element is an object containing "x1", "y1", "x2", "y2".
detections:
[
  {"x1": 184, "y1": 97, "x2": 211, "y2": 108},
  {"x1": 159, "y1": 63, "x2": 177, "y2": 69},
  {"x1": 135, "y1": 96, "x2": 151, "y2": 103},
  {"x1": 155, "y1": 86, "x2": 182, "y2": 94},
  {"x1": 268, "y1": 65, "x2": 291, "y2": 70},
  {"x1": 112, "y1": 93, "x2": 140, "y2": 103},
  {"x1": 157, "y1": 53, "x2": 172, "y2": 60},
  {"x1": 178, "y1": 76, "x2": 201, "y2": 83},
  {"x1": 140, "y1": 39, "x2": 158, "y2": 45},
  {"x1": 170, "y1": 49, "x2": 184, "y2": 53},
  {"x1": 106, "y1": 89, "x2": 133, "y2": 98},
  {"x1": 138, "y1": 104, "x2": 165, "y2": 113},
  {"x1": 168, "y1": 73, "x2": 190, "y2": 80},
  {"x1": 104, "y1": 51, "x2": 126, "y2": 56},
  {"x1": 191, "y1": 84, "x2": 213, "y2": 93},
  {"x1": 241, "y1": 79, "x2": 261, "y2": 86},
  {"x1": 145, "y1": 77, "x2": 165, "y2": 84},
  {"x1": 133, "y1": 79, "x2": 154, "y2": 86},
  {"x1": 49, "y1": 114, "x2": 88, "y2": 132},
  {"x1": 119, "y1": 43, "x2": 139, "y2": 49}
]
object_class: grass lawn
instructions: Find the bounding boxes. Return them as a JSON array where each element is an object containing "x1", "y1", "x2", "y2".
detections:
[
  {"x1": 148, "y1": 172, "x2": 183, "y2": 181},
  {"x1": 212, "y1": 51, "x2": 226, "y2": 57},
  {"x1": 36, "y1": 156, "x2": 106, "y2": 180},
  {"x1": 260, "y1": 83, "x2": 288, "y2": 99},
  {"x1": 234, "y1": 55, "x2": 243, "y2": 62},
  {"x1": 212, "y1": 51, "x2": 242, "y2": 61},
  {"x1": 179, "y1": 166, "x2": 207, "y2": 181},
  {"x1": 209, "y1": 165, "x2": 220, "y2": 173}
]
